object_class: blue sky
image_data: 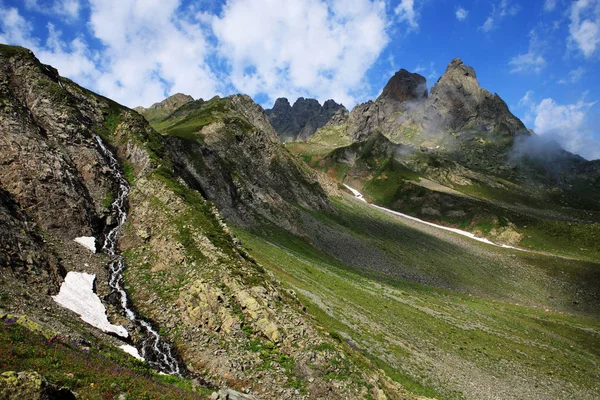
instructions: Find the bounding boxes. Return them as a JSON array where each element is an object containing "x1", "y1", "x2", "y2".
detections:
[{"x1": 1, "y1": 0, "x2": 599, "y2": 159}]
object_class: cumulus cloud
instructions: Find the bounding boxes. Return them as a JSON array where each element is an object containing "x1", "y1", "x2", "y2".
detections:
[
  {"x1": 479, "y1": 0, "x2": 520, "y2": 32},
  {"x1": 1, "y1": 0, "x2": 393, "y2": 109},
  {"x1": 87, "y1": 0, "x2": 219, "y2": 107},
  {"x1": 520, "y1": 92, "x2": 600, "y2": 160},
  {"x1": 395, "y1": 0, "x2": 419, "y2": 30},
  {"x1": 508, "y1": 29, "x2": 546, "y2": 73},
  {"x1": 455, "y1": 7, "x2": 468, "y2": 21},
  {"x1": 213, "y1": 0, "x2": 389, "y2": 107},
  {"x1": 568, "y1": 0, "x2": 600, "y2": 58},
  {"x1": 0, "y1": 5, "x2": 97, "y2": 87}
]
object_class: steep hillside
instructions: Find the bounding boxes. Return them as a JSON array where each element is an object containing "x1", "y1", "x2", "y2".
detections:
[
  {"x1": 0, "y1": 45, "x2": 409, "y2": 399},
  {"x1": 265, "y1": 97, "x2": 348, "y2": 142},
  {"x1": 147, "y1": 94, "x2": 331, "y2": 230}
]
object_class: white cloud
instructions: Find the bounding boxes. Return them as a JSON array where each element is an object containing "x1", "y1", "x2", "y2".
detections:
[
  {"x1": 24, "y1": 0, "x2": 80, "y2": 20},
  {"x1": 213, "y1": 0, "x2": 389, "y2": 107},
  {"x1": 1, "y1": 0, "x2": 394, "y2": 109},
  {"x1": 479, "y1": 0, "x2": 520, "y2": 32},
  {"x1": 508, "y1": 29, "x2": 546, "y2": 73},
  {"x1": 455, "y1": 7, "x2": 468, "y2": 21},
  {"x1": 395, "y1": 0, "x2": 419, "y2": 30},
  {"x1": 518, "y1": 90, "x2": 535, "y2": 108},
  {"x1": 414, "y1": 62, "x2": 438, "y2": 82},
  {"x1": 532, "y1": 97, "x2": 599, "y2": 159},
  {"x1": 87, "y1": 0, "x2": 219, "y2": 107},
  {"x1": 544, "y1": 0, "x2": 558, "y2": 12},
  {"x1": 481, "y1": 17, "x2": 495, "y2": 32},
  {"x1": 509, "y1": 53, "x2": 546, "y2": 73},
  {"x1": 568, "y1": 0, "x2": 600, "y2": 58},
  {"x1": 558, "y1": 67, "x2": 585, "y2": 84}
]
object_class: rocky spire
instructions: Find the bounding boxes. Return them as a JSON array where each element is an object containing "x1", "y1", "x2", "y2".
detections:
[
  {"x1": 265, "y1": 97, "x2": 348, "y2": 142},
  {"x1": 378, "y1": 69, "x2": 428, "y2": 103}
]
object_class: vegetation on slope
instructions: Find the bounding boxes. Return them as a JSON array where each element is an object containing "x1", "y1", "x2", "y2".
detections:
[
  {"x1": 233, "y1": 194, "x2": 600, "y2": 399},
  {"x1": 288, "y1": 132, "x2": 600, "y2": 261},
  {"x1": 0, "y1": 314, "x2": 208, "y2": 399}
]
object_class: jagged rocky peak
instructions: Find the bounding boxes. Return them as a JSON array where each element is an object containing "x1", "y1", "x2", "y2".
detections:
[
  {"x1": 430, "y1": 57, "x2": 480, "y2": 100},
  {"x1": 265, "y1": 96, "x2": 348, "y2": 142},
  {"x1": 378, "y1": 68, "x2": 428, "y2": 103},
  {"x1": 426, "y1": 57, "x2": 526, "y2": 135}
]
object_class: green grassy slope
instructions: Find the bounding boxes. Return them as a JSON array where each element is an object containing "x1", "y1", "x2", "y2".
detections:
[
  {"x1": 287, "y1": 133, "x2": 600, "y2": 262},
  {"x1": 233, "y1": 194, "x2": 600, "y2": 399},
  {"x1": 0, "y1": 315, "x2": 208, "y2": 399}
]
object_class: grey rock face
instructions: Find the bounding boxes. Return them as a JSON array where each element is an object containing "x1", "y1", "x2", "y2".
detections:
[
  {"x1": 265, "y1": 97, "x2": 348, "y2": 142},
  {"x1": 346, "y1": 58, "x2": 527, "y2": 143},
  {"x1": 423, "y1": 58, "x2": 526, "y2": 135}
]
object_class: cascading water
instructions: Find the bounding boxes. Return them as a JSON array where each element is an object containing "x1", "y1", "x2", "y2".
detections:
[{"x1": 95, "y1": 135, "x2": 182, "y2": 376}]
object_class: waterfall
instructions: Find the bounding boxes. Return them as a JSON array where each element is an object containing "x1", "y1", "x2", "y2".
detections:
[{"x1": 95, "y1": 135, "x2": 182, "y2": 376}]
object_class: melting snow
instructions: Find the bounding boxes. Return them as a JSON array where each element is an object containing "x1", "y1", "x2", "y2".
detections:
[
  {"x1": 74, "y1": 236, "x2": 96, "y2": 253},
  {"x1": 53, "y1": 272, "x2": 128, "y2": 337},
  {"x1": 119, "y1": 344, "x2": 145, "y2": 361},
  {"x1": 344, "y1": 184, "x2": 523, "y2": 251}
]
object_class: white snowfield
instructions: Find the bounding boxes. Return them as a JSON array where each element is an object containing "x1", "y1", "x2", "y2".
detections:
[
  {"x1": 119, "y1": 344, "x2": 145, "y2": 361},
  {"x1": 74, "y1": 236, "x2": 96, "y2": 253},
  {"x1": 344, "y1": 184, "x2": 522, "y2": 251},
  {"x1": 52, "y1": 272, "x2": 129, "y2": 337}
]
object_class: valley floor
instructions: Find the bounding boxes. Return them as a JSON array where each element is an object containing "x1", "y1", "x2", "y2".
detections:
[{"x1": 235, "y1": 193, "x2": 600, "y2": 400}]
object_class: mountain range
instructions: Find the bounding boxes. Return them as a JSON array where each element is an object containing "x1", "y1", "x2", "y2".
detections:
[{"x1": 1, "y1": 43, "x2": 599, "y2": 400}]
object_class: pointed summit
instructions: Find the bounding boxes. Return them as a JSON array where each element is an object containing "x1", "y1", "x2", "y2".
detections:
[
  {"x1": 431, "y1": 58, "x2": 480, "y2": 99},
  {"x1": 378, "y1": 69, "x2": 428, "y2": 103}
]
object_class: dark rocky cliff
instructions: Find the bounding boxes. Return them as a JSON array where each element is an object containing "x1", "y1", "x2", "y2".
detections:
[{"x1": 265, "y1": 97, "x2": 348, "y2": 142}]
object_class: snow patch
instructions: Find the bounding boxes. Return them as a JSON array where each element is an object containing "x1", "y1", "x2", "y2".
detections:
[
  {"x1": 74, "y1": 236, "x2": 96, "y2": 253},
  {"x1": 344, "y1": 184, "x2": 523, "y2": 251},
  {"x1": 119, "y1": 344, "x2": 145, "y2": 361},
  {"x1": 53, "y1": 272, "x2": 128, "y2": 337}
]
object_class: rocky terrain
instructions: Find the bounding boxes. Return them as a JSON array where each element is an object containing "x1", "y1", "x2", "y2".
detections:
[
  {"x1": 2, "y1": 43, "x2": 600, "y2": 400},
  {"x1": 265, "y1": 97, "x2": 348, "y2": 142},
  {"x1": 0, "y1": 44, "x2": 413, "y2": 399}
]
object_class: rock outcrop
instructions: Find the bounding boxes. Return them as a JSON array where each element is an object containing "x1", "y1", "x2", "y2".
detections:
[
  {"x1": 0, "y1": 371, "x2": 76, "y2": 400},
  {"x1": 265, "y1": 97, "x2": 348, "y2": 142},
  {"x1": 422, "y1": 58, "x2": 526, "y2": 136},
  {"x1": 347, "y1": 59, "x2": 527, "y2": 144}
]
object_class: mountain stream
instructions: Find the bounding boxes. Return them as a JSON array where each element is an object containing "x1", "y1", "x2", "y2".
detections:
[{"x1": 96, "y1": 136, "x2": 182, "y2": 376}]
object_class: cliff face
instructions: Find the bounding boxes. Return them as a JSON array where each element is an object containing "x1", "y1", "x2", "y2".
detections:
[{"x1": 265, "y1": 97, "x2": 348, "y2": 142}]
